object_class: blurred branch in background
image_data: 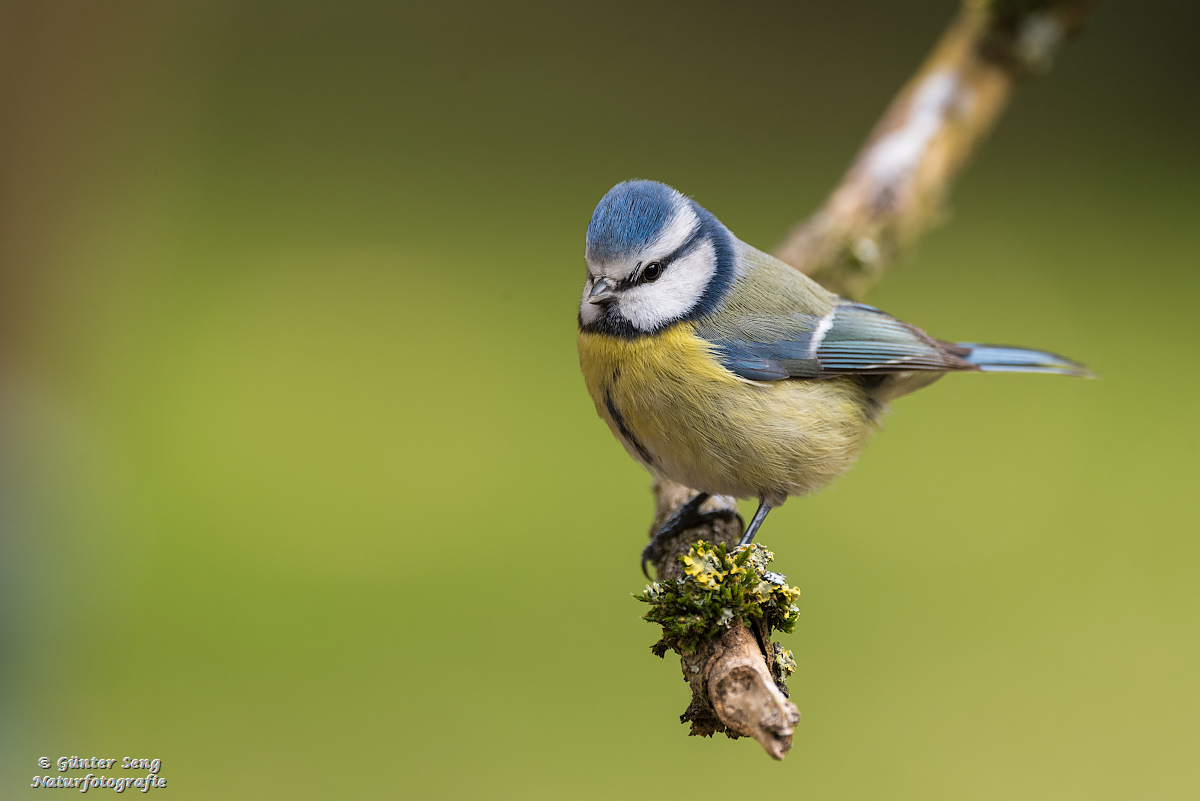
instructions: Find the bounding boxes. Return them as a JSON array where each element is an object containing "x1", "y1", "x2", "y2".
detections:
[
  {"x1": 778, "y1": 0, "x2": 1097, "y2": 300},
  {"x1": 643, "y1": 0, "x2": 1096, "y2": 759}
]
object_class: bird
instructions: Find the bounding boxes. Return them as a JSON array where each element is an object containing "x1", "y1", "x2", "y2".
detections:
[{"x1": 576, "y1": 180, "x2": 1090, "y2": 576}]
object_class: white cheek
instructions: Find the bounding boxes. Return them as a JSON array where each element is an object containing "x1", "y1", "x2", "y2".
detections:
[{"x1": 620, "y1": 239, "x2": 716, "y2": 331}]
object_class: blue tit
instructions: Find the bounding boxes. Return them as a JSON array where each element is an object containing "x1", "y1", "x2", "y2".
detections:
[{"x1": 576, "y1": 180, "x2": 1090, "y2": 572}]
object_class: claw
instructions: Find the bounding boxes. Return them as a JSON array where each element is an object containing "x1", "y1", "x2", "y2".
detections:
[
  {"x1": 641, "y1": 493, "x2": 743, "y2": 579},
  {"x1": 640, "y1": 543, "x2": 657, "y2": 580}
]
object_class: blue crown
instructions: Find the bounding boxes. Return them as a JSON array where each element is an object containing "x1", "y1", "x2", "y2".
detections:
[{"x1": 585, "y1": 180, "x2": 683, "y2": 264}]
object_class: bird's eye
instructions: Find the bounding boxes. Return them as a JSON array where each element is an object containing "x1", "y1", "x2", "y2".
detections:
[{"x1": 642, "y1": 261, "x2": 664, "y2": 282}]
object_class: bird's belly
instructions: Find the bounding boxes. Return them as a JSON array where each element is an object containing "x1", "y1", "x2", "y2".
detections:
[{"x1": 578, "y1": 325, "x2": 878, "y2": 502}]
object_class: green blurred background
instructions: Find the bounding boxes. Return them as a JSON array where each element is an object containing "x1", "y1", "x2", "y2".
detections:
[{"x1": 2, "y1": 1, "x2": 1198, "y2": 797}]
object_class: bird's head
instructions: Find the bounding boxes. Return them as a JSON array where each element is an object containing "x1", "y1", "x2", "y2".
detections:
[{"x1": 580, "y1": 180, "x2": 735, "y2": 337}]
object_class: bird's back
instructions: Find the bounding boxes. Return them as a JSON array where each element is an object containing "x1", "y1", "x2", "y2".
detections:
[{"x1": 702, "y1": 242, "x2": 838, "y2": 336}]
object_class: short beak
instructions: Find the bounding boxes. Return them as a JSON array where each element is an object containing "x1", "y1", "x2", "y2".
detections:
[{"x1": 587, "y1": 277, "x2": 618, "y2": 305}]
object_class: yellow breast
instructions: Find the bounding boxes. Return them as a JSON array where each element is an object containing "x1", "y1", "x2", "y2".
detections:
[{"x1": 578, "y1": 323, "x2": 878, "y2": 503}]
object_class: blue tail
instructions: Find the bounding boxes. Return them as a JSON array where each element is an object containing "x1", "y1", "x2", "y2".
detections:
[{"x1": 957, "y1": 343, "x2": 1093, "y2": 377}]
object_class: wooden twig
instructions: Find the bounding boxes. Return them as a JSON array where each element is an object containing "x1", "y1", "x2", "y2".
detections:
[
  {"x1": 644, "y1": 0, "x2": 1096, "y2": 759},
  {"x1": 777, "y1": 0, "x2": 1096, "y2": 300},
  {"x1": 680, "y1": 624, "x2": 798, "y2": 760}
]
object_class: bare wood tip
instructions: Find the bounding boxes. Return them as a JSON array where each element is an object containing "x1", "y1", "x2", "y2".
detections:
[{"x1": 708, "y1": 627, "x2": 800, "y2": 760}]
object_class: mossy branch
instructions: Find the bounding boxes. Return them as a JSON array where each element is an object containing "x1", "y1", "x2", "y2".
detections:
[
  {"x1": 638, "y1": 542, "x2": 801, "y2": 757},
  {"x1": 641, "y1": 0, "x2": 1095, "y2": 760},
  {"x1": 639, "y1": 542, "x2": 800, "y2": 658}
]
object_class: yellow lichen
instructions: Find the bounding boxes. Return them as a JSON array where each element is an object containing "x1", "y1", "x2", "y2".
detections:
[{"x1": 637, "y1": 541, "x2": 801, "y2": 658}]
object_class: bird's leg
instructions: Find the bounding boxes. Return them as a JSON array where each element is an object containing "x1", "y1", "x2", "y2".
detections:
[
  {"x1": 641, "y1": 492, "x2": 741, "y2": 579},
  {"x1": 737, "y1": 498, "x2": 774, "y2": 547}
]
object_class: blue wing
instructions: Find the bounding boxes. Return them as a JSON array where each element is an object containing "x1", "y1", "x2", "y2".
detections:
[
  {"x1": 701, "y1": 302, "x2": 1089, "y2": 382},
  {"x1": 700, "y1": 302, "x2": 974, "y2": 381},
  {"x1": 811, "y1": 303, "x2": 973, "y2": 374}
]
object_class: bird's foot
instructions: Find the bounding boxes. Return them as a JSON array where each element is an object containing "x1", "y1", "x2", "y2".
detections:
[{"x1": 641, "y1": 493, "x2": 742, "y2": 579}]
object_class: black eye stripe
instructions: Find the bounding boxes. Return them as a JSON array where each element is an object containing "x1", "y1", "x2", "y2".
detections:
[
  {"x1": 615, "y1": 267, "x2": 638, "y2": 291},
  {"x1": 663, "y1": 224, "x2": 705, "y2": 263},
  {"x1": 640, "y1": 228, "x2": 703, "y2": 283},
  {"x1": 613, "y1": 228, "x2": 705, "y2": 290}
]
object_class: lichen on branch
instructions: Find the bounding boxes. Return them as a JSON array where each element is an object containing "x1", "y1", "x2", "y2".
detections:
[
  {"x1": 637, "y1": 542, "x2": 802, "y2": 757},
  {"x1": 637, "y1": 542, "x2": 799, "y2": 666}
]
